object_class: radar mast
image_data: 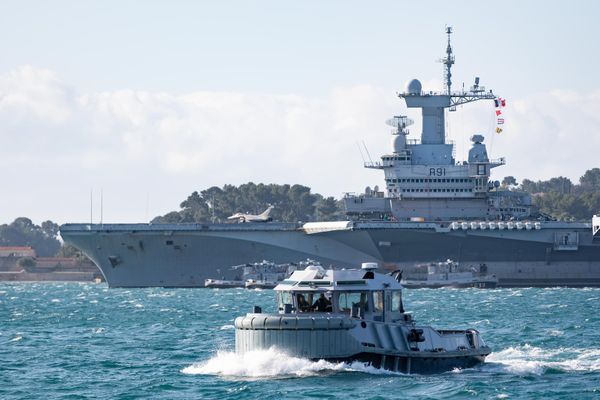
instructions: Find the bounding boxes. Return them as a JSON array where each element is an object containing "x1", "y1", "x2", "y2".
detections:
[
  {"x1": 399, "y1": 27, "x2": 498, "y2": 144},
  {"x1": 441, "y1": 26, "x2": 455, "y2": 95}
]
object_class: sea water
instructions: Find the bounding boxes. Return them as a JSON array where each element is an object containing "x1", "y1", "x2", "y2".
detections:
[{"x1": 1, "y1": 283, "x2": 599, "y2": 399}]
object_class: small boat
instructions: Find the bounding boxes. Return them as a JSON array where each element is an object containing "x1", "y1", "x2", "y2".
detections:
[
  {"x1": 204, "y1": 278, "x2": 244, "y2": 288},
  {"x1": 235, "y1": 263, "x2": 491, "y2": 374},
  {"x1": 205, "y1": 259, "x2": 315, "y2": 289},
  {"x1": 401, "y1": 260, "x2": 498, "y2": 289},
  {"x1": 244, "y1": 278, "x2": 278, "y2": 289}
]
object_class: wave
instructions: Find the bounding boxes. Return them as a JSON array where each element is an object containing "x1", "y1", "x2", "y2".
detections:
[
  {"x1": 487, "y1": 344, "x2": 600, "y2": 375},
  {"x1": 182, "y1": 348, "x2": 401, "y2": 379}
]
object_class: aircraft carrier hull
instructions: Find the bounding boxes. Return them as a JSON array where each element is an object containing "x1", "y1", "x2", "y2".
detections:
[{"x1": 60, "y1": 221, "x2": 600, "y2": 288}]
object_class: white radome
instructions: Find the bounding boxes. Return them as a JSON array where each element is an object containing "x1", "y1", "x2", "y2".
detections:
[{"x1": 405, "y1": 78, "x2": 422, "y2": 94}]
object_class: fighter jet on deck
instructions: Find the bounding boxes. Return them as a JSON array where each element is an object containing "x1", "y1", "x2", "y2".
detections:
[{"x1": 227, "y1": 205, "x2": 274, "y2": 223}]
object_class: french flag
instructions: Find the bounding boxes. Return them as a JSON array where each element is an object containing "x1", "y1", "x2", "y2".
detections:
[{"x1": 495, "y1": 97, "x2": 506, "y2": 108}]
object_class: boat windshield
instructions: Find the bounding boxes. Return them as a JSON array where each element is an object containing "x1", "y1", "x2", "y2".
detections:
[
  {"x1": 391, "y1": 290, "x2": 403, "y2": 312},
  {"x1": 294, "y1": 291, "x2": 332, "y2": 312},
  {"x1": 338, "y1": 291, "x2": 369, "y2": 313}
]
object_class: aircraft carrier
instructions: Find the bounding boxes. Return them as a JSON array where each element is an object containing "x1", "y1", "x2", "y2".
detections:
[{"x1": 60, "y1": 28, "x2": 600, "y2": 288}]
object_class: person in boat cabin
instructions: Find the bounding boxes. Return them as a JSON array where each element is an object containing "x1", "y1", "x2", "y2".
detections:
[
  {"x1": 296, "y1": 293, "x2": 311, "y2": 312},
  {"x1": 312, "y1": 293, "x2": 332, "y2": 312}
]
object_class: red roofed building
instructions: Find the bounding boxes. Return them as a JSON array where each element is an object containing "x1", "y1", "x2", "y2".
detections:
[{"x1": 0, "y1": 246, "x2": 36, "y2": 258}]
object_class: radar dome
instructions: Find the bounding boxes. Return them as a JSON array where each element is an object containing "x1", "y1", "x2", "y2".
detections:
[
  {"x1": 405, "y1": 79, "x2": 422, "y2": 95},
  {"x1": 392, "y1": 134, "x2": 406, "y2": 152}
]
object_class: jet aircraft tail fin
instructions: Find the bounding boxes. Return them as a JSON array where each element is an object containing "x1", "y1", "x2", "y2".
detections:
[{"x1": 259, "y1": 205, "x2": 274, "y2": 218}]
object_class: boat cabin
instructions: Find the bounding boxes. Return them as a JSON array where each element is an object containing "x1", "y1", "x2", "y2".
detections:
[{"x1": 274, "y1": 263, "x2": 406, "y2": 322}]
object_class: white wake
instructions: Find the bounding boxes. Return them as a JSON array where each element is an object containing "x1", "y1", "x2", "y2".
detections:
[
  {"x1": 182, "y1": 347, "x2": 400, "y2": 378},
  {"x1": 487, "y1": 344, "x2": 600, "y2": 375}
]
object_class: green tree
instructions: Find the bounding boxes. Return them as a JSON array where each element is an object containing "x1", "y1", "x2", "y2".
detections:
[
  {"x1": 579, "y1": 168, "x2": 600, "y2": 193},
  {"x1": 501, "y1": 176, "x2": 517, "y2": 188},
  {"x1": 315, "y1": 196, "x2": 341, "y2": 221},
  {"x1": 152, "y1": 182, "x2": 343, "y2": 224},
  {"x1": 17, "y1": 257, "x2": 36, "y2": 269},
  {"x1": 41, "y1": 220, "x2": 59, "y2": 238},
  {"x1": 0, "y1": 218, "x2": 60, "y2": 256}
]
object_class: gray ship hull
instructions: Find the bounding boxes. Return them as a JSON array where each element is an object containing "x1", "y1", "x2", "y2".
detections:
[{"x1": 60, "y1": 220, "x2": 600, "y2": 288}]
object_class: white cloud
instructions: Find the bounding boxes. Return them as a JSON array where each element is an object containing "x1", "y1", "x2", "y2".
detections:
[
  {"x1": 447, "y1": 89, "x2": 600, "y2": 184},
  {"x1": 0, "y1": 66, "x2": 597, "y2": 224},
  {"x1": 0, "y1": 66, "x2": 73, "y2": 124}
]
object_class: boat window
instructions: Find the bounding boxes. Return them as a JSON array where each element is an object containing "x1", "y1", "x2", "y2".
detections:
[
  {"x1": 294, "y1": 292, "x2": 314, "y2": 312},
  {"x1": 338, "y1": 292, "x2": 369, "y2": 313},
  {"x1": 373, "y1": 291, "x2": 384, "y2": 312},
  {"x1": 293, "y1": 292, "x2": 333, "y2": 312},
  {"x1": 391, "y1": 291, "x2": 402, "y2": 312},
  {"x1": 278, "y1": 291, "x2": 293, "y2": 311}
]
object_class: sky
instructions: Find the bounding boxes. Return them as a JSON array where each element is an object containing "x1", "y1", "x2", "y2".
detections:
[{"x1": 1, "y1": 1, "x2": 599, "y2": 225}]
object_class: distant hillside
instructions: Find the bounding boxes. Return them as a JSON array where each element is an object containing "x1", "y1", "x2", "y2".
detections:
[
  {"x1": 0, "y1": 218, "x2": 60, "y2": 257},
  {"x1": 503, "y1": 168, "x2": 600, "y2": 221}
]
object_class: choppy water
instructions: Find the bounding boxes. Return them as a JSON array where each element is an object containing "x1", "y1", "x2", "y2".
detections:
[{"x1": 1, "y1": 283, "x2": 599, "y2": 399}]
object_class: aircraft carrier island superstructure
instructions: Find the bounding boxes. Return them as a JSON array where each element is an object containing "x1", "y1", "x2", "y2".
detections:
[{"x1": 60, "y1": 28, "x2": 600, "y2": 288}]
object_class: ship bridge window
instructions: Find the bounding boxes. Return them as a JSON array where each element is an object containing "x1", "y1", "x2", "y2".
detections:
[{"x1": 337, "y1": 291, "x2": 369, "y2": 313}]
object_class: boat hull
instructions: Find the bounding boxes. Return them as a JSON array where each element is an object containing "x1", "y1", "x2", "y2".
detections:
[
  {"x1": 323, "y1": 351, "x2": 488, "y2": 374},
  {"x1": 204, "y1": 280, "x2": 244, "y2": 289},
  {"x1": 402, "y1": 280, "x2": 498, "y2": 289},
  {"x1": 59, "y1": 221, "x2": 600, "y2": 288},
  {"x1": 234, "y1": 313, "x2": 490, "y2": 374}
]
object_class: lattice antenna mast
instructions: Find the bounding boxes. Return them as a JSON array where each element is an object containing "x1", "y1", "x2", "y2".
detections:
[{"x1": 441, "y1": 26, "x2": 455, "y2": 95}]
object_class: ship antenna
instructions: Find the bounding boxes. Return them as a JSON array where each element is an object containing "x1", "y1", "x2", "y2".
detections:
[
  {"x1": 100, "y1": 188, "x2": 103, "y2": 226},
  {"x1": 441, "y1": 26, "x2": 455, "y2": 95},
  {"x1": 90, "y1": 188, "x2": 93, "y2": 226},
  {"x1": 362, "y1": 141, "x2": 374, "y2": 164},
  {"x1": 356, "y1": 141, "x2": 366, "y2": 163}
]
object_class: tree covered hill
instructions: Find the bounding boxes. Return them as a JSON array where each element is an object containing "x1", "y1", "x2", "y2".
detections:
[
  {"x1": 517, "y1": 168, "x2": 600, "y2": 221},
  {"x1": 151, "y1": 182, "x2": 341, "y2": 224},
  {"x1": 0, "y1": 218, "x2": 60, "y2": 257}
]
